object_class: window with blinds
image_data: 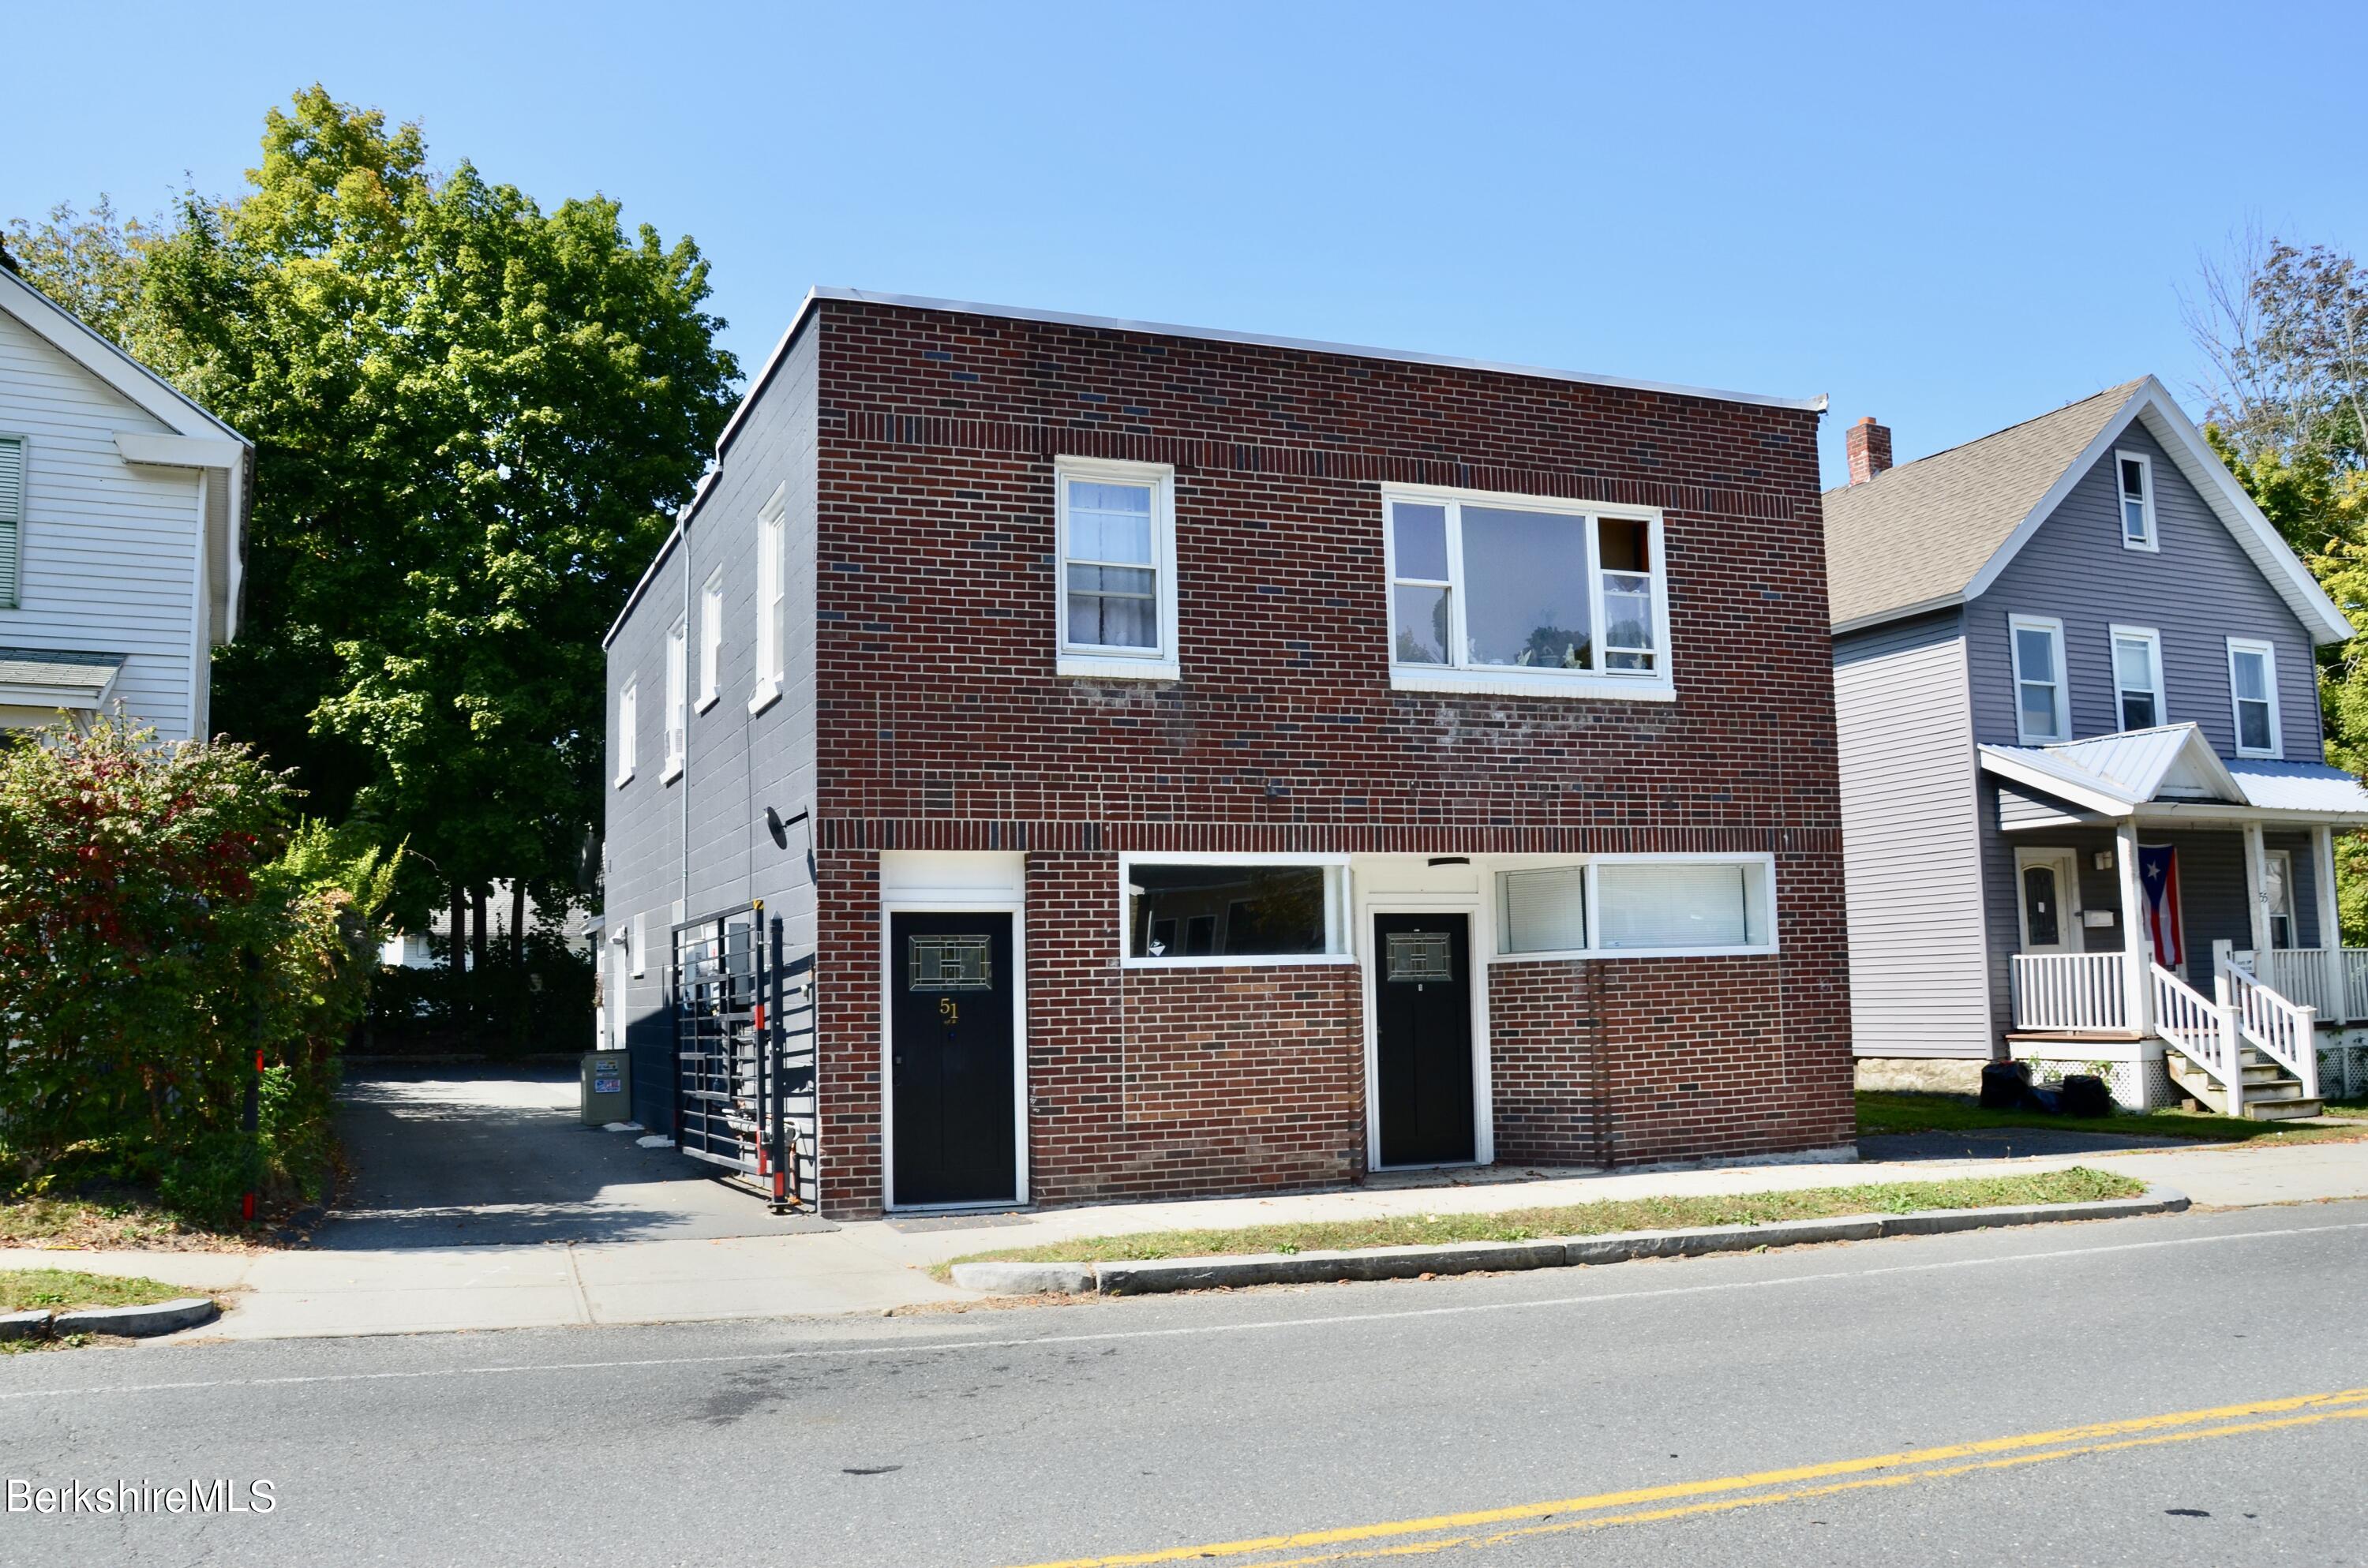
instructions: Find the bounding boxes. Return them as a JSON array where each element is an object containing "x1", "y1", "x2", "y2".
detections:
[
  {"x1": 1499, "y1": 866, "x2": 1588, "y2": 955},
  {"x1": 1596, "y1": 861, "x2": 1765, "y2": 950},
  {"x1": 0, "y1": 434, "x2": 22, "y2": 608}
]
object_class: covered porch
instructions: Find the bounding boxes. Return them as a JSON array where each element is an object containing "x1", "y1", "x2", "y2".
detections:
[{"x1": 1984, "y1": 725, "x2": 2368, "y2": 1116}]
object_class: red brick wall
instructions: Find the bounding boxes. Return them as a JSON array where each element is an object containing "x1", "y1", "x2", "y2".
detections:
[{"x1": 805, "y1": 298, "x2": 1849, "y2": 1216}]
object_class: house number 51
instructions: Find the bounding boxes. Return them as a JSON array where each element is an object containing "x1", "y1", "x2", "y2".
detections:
[{"x1": 939, "y1": 997, "x2": 959, "y2": 1026}]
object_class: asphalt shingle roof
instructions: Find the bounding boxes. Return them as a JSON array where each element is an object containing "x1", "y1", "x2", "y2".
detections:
[
  {"x1": 0, "y1": 647, "x2": 127, "y2": 694},
  {"x1": 1823, "y1": 380, "x2": 2145, "y2": 631}
]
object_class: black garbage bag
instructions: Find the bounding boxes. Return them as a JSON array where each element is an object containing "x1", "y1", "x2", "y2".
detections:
[
  {"x1": 1980, "y1": 1059, "x2": 2032, "y2": 1110},
  {"x1": 2059, "y1": 1074, "x2": 2114, "y2": 1118}
]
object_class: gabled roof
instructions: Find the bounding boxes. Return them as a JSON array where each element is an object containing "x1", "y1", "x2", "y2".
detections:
[
  {"x1": 1824, "y1": 376, "x2": 2351, "y2": 644},
  {"x1": 1980, "y1": 723, "x2": 2368, "y2": 821},
  {"x1": 0, "y1": 265, "x2": 253, "y2": 642}
]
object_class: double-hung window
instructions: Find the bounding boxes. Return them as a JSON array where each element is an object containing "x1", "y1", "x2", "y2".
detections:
[
  {"x1": 663, "y1": 619, "x2": 688, "y2": 780},
  {"x1": 2116, "y1": 451, "x2": 2156, "y2": 550},
  {"x1": 2009, "y1": 615, "x2": 2069, "y2": 743},
  {"x1": 0, "y1": 433, "x2": 23, "y2": 609},
  {"x1": 2109, "y1": 625, "x2": 2165, "y2": 731},
  {"x1": 1056, "y1": 456, "x2": 1178, "y2": 680},
  {"x1": 751, "y1": 486, "x2": 785, "y2": 713},
  {"x1": 1495, "y1": 855, "x2": 1776, "y2": 959},
  {"x1": 2227, "y1": 638, "x2": 2280, "y2": 757},
  {"x1": 614, "y1": 679, "x2": 638, "y2": 786},
  {"x1": 698, "y1": 568, "x2": 723, "y2": 710},
  {"x1": 1121, "y1": 855, "x2": 1349, "y2": 966},
  {"x1": 1383, "y1": 485, "x2": 1671, "y2": 699}
]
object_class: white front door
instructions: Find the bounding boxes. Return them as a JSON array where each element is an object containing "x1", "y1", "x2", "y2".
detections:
[{"x1": 2014, "y1": 849, "x2": 2081, "y2": 956}]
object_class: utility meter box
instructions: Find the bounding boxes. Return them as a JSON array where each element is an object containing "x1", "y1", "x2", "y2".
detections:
[{"x1": 581, "y1": 1049, "x2": 631, "y2": 1126}]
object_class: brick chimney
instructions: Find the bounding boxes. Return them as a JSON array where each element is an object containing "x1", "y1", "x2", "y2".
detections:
[{"x1": 1846, "y1": 416, "x2": 1892, "y2": 485}]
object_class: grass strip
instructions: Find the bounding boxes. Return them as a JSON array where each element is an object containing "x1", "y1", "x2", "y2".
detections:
[
  {"x1": 939, "y1": 1166, "x2": 2143, "y2": 1273},
  {"x1": 0, "y1": 1268, "x2": 193, "y2": 1314},
  {"x1": 1858, "y1": 1091, "x2": 2368, "y2": 1144}
]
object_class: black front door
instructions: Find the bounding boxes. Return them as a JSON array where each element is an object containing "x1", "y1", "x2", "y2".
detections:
[
  {"x1": 890, "y1": 911, "x2": 1017, "y2": 1207},
  {"x1": 1373, "y1": 912, "x2": 1476, "y2": 1166}
]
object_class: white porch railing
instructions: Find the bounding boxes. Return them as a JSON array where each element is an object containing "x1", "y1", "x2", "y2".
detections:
[
  {"x1": 2220, "y1": 965, "x2": 2320, "y2": 1098},
  {"x1": 2010, "y1": 952, "x2": 2130, "y2": 1032},
  {"x1": 2229, "y1": 945, "x2": 2368, "y2": 1027},
  {"x1": 2153, "y1": 962, "x2": 2244, "y2": 1113},
  {"x1": 2008, "y1": 952, "x2": 2141, "y2": 1037}
]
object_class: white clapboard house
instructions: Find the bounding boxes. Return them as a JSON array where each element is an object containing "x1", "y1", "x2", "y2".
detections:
[{"x1": 0, "y1": 252, "x2": 249, "y2": 738}]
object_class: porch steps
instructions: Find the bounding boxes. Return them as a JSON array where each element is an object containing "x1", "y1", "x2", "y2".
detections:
[{"x1": 2164, "y1": 1049, "x2": 2324, "y2": 1121}]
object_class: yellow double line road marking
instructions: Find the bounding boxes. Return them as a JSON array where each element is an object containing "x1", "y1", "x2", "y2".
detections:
[{"x1": 1013, "y1": 1385, "x2": 2368, "y2": 1567}]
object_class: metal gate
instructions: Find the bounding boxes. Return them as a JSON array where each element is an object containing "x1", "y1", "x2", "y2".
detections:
[{"x1": 669, "y1": 900, "x2": 817, "y2": 1211}]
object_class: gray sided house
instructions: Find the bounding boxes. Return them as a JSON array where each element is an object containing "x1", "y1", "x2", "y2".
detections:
[{"x1": 1826, "y1": 378, "x2": 2368, "y2": 1116}]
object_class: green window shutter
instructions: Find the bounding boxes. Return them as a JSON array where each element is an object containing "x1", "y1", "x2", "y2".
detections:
[{"x1": 0, "y1": 436, "x2": 21, "y2": 608}]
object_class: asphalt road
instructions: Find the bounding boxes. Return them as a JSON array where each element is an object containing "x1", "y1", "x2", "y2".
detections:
[{"x1": 6, "y1": 1201, "x2": 2368, "y2": 1566}]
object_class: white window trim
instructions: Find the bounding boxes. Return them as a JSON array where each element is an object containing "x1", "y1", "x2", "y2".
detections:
[
  {"x1": 750, "y1": 485, "x2": 786, "y2": 714},
  {"x1": 1486, "y1": 852, "x2": 1779, "y2": 961},
  {"x1": 1055, "y1": 455, "x2": 1179, "y2": 681},
  {"x1": 2265, "y1": 848, "x2": 2297, "y2": 948},
  {"x1": 697, "y1": 568, "x2": 724, "y2": 713},
  {"x1": 2008, "y1": 613, "x2": 2071, "y2": 744},
  {"x1": 2108, "y1": 623, "x2": 2167, "y2": 732},
  {"x1": 631, "y1": 911, "x2": 646, "y2": 978},
  {"x1": 1117, "y1": 851, "x2": 1354, "y2": 968},
  {"x1": 662, "y1": 619, "x2": 688, "y2": 784},
  {"x1": 2227, "y1": 636, "x2": 2283, "y2": 758},
  {"x1": 1381, "y1": 481, "x2": 1675, "y2": 702},
  {"x1": 614, "y1": 678, "x2": 638, "y2": 787},
  {"x1": 2115, "y1": 449, "x2": 2158, "y2": 552}
]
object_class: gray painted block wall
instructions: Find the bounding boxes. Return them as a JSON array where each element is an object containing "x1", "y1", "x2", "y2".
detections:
[{"x1": 602, "y1": 323, "x2": 821, "y2": 1130}]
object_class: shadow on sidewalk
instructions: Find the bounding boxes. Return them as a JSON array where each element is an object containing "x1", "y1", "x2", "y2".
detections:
[{"x1": 318, "y1": 1064, "x2": 832, "y2": 1250}]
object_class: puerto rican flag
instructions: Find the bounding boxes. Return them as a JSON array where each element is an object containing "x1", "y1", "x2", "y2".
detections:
[{"x1": 2138, "y1": 844, "x2": 2183, "y2": 969}]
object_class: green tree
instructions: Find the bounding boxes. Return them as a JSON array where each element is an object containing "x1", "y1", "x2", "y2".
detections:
[
  {"x1": 8, "y1": 88, "x2": 737, "y2": 948},
  {"x1": 2191, "y1": 236, "x2": 2368, "y2": 937}
]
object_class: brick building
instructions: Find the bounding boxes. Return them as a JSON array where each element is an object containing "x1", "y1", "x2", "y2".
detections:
[{"x1": 600, "y1": 290, "x2": 1849, "y2": 1218}]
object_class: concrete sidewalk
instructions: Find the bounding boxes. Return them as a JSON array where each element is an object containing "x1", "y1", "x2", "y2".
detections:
[{"x1": 11, "y1": 1134, "x2": 2368, "y2": 1342}]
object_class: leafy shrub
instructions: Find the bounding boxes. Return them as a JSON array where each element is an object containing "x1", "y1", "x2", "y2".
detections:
[{"x1": 0, "y1": 720, "x2": 390, "y2": 1221}]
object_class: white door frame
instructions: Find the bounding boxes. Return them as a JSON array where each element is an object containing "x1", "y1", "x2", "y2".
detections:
[
  {"x1": 1356, "y1": 862, "x2": 1493, "y2": 1171},
  {"x1": 2012, "y1": 847, "x2": 2082, "y2": 956},
  {"x1": 878, "y1": 877, "x2": 1029, "y2": 1214}
]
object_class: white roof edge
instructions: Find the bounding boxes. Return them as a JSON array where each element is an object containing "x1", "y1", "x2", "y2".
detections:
[
  {"x1": 805, "y1": 286, "x2": 1830, "y2": 412},
  {"x1": 0, "y1": 268, "x2": 249, "y2": 448},
  {"x1": 1977, "y1": 745, "x2": 2136, "y2": 817},
  {"x1": 1955, "y1": 377, "x2": 2350, "y2": 645}
]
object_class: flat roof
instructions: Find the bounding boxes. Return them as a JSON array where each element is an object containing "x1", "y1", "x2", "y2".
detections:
[{"x1": 799, "y1": 286, "x2": 1830, "y2": 413}]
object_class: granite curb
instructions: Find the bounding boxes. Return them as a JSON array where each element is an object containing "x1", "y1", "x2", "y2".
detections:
[
  {"x1": 946, "y1": 1185, "x2": 2190, "y2": 1297},
  {"x1": 37, "y1": 1297, "x2": 221, "y2": 1340}
]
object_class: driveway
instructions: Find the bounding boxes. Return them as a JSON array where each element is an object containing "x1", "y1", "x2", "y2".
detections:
[{"x1": 320, "y1": 1062, "x2": 833, "y2": 1248}]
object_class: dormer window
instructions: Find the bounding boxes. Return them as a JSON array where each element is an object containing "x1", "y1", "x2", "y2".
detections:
[{"x1": 2116, "y1": 451, "x2": 2156, "y2": 551}]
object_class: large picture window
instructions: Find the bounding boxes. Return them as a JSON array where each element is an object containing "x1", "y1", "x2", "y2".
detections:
[
  {"x1": 1493, "y1": 856, "x2": 1774, "y2": 959},
  {"x1": 1122, "y1": 859, "x2": 1348, "y2": 965},
  {"x1": 1057, "y1": 456, "x2": 1178, "y2": 681},
  {"x1": 1384, "y1": 485, "x2": 1670, "y2": 699}
]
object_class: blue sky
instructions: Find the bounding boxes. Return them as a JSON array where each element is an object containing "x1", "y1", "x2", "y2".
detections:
[{"x1": 9, "y1": 2, "x2": 2362, "y2": 487}]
